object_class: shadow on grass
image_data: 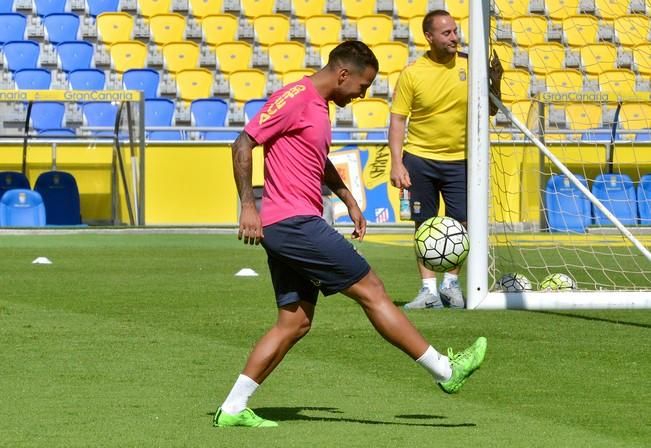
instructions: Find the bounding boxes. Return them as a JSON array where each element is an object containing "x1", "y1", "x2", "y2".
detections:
[
  {"x1": 246, "y1": 407, "x2": 476, "y2": 428},
  {"x1": 532, "y1": 310, "x2": 651, "y2": 329}
]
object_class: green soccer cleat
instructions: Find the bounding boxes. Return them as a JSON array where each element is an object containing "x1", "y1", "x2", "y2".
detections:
[
  {"x1": 438, "y1": 336, "x2": 487, "y2": 394},
  {"x1": 213, "y1": 407, "x2": 278, "y2": 428}
]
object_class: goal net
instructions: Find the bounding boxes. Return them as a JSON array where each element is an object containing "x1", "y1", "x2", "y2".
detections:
[{"x1": 465, "y1": 2, "x2": 651, "y2": 309}]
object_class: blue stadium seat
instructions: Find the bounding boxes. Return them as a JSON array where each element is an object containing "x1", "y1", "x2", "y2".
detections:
[
  {"x1": 203, "y1": 130, "x2": 239, "y2": 141},
  {"x1": 545, "y1": 174, "x2": 591, "y2": 232},
  {"x1": 0, "y1": 1, "x2": 15, "y2": 13},
  {"x1": 86, "y1": 0, "x2": 120, "y2": 17},
  {"x1": 38, "y1": 128, "x2": 76, "y2": 136},
  {"x1": 0, "y1": 13, "x2": 27, "y2": 44},
  {"x1": 2, "y1": 40, "x2": 40, "y2": 72},
  {"x1": 148, "y1": 130, "x2": 185, "y2": 140},
  {"x1": 0, "y1": 189, "x2": 46, "y2": 227},
  {"x1": 56, "y1": 41, "x2": 94, "y2": 72},
  {"x1": 82, "y1": 102, "x2": 118, "y2": 135},
  {"x1": 145, "y1": 98, "x2": 175, "y2": 127},
  {"x1": 14, "y1": 68, "x2": 51, "y2": 89},
  {"x1": 190, "y1": 98, "x2": 228, "y2": 140},
  {"x1": 637, "y1": 174, "x2": 651, "y2": 225},
  {"x1": 43, "y1": 13, "x2": 80, "y2": 44},
  {"x1": 332, "y1": 131, "x2": 352, "y2": 140},
  {"x1": 34, "y1": 171, "x2": 82, "y2": 225},
  {"x1": 68, "y1": 68, "x2": 105, "y2": 90},
  {"x1": 591, "y1": 173, "x2": 637, "y2": 226},
  {"x1": 636, "y1": 131, "x2": 651, "y2": 141},
  {"x1": 122, "y1": 68, "x2": 160, "y2": 99},
  {"x1": 366, "y1": 130, "x2": 387, "y2": 141},
  {"x1": 33, "y1": 0, "x2": 67, "y2": 17},
  {"x1": 581, "y1": 128, "x2": 623, "y2": 142},
  {"x1": 31, "y1": 102, "x2": 65, "y2": 131},
  {"x1": 0, "y1": 171, "x2": 31, "y2": 199},
  {"x1": 243, "y1": 98, "x2": 266, "y2": 123}
]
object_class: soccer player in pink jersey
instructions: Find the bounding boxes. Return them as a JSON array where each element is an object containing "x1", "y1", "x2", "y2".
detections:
[{"x1": 214, "y1": 41, "x2": 488, "y2": 428}]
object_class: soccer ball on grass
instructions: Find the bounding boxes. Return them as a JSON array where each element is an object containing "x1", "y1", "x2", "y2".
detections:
[
  {"x1": 539, "y1": 273, "x2": 577, "y2": 291},
  {"x1": 414, "y1": 216, "x2": 469, "y2": 272},
  {"x1": 496, "y1": 273, "x2": 533, "y2": 292}
]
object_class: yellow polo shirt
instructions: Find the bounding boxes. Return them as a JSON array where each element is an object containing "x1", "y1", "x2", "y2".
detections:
[{"x1": 391, "y1": 53, "x2": 468, "y2": 161}]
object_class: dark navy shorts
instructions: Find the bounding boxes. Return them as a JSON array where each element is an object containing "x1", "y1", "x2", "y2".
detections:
[
  {"x1": 261, "y1": 215, "x2": 371, "y2": 308},
  {"x1": 403, "y1": 152, "x2": 467, "y2": 227}
]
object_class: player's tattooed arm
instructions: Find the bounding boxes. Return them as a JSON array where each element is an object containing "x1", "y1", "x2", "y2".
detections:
[{"x1": 231, "y1": 131, "x2": 257, "y2": 207}]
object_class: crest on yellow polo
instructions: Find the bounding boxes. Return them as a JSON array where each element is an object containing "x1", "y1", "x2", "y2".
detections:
[{"x1": 414, "y1": 216, "x2": 469, "y2": 272}]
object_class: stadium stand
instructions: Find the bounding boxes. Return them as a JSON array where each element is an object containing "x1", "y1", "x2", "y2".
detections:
[
  {"x1": 56, "y1": 41, "x2": 94, "y2": 72},
  {"x1": 240, "y1": 0, "x2": 275, "y2": 20},
  {"x1": 162, "y1": 41, "x2": 200, "y2": 74},
  {"x1": 511, "y1": 15, "x2": 548, "y2": 47},
  {"x1": 68, "y1": 68, "x2": 105, "y2": 90},
  {"x1": 341, "y1": 0, "x2": 376, "y2": 20},
  {"x1": 85, "y1": 0, "x2": 120, "y2": 17},
  {"x1": 562, "y1": 14, "x2": 599, "y2": 47},
  {"x1": 190, "y1": 97, "x2": 229, "y2": 140},
  {"x1": 592, "y1": 174, "x2": 638, "y2": 226},
  {"x1": 31, "y1": 102, "x2": 66, "y2": 131},
  {"x1": 43, "y1": 12, "x2": 80, "y2": 43},
  {"x1": 544, "y1": 0, "x2": 581, "y2": 22},
  {"x1": 0, "y1": 1, "x2": 14, "y2": 14},
  {"x1": 33, "y1": 0, "x2": 68, "y2": 17},
  {"x1": 201, "y1": 13, "x2": 238, "y2": 45},
  {"x1": 109, "y1": 40, "x2": 148, "y2": 73},
  {"x1": 243, "y1": 98, "x2": 266, "y2": 123},
  {"x1": 137, "y1": 0, "x2": 173, "y2": 20},
  {"x1": 214, "y1": 41, "x2": 253, "y2": 76},
  {"x1": 188, "y1": 0, "x2": 224, "y2": 19},
  {"x1": 292, "y1": 0, "x2": 327, "y2": 20},
  {"x1": 356, "y1": 14, "x2": 394, "y2": 45},
  {"x1": 3, "y1": 40, "x2": 40, "y2": 72},
  {"x1": 96, "y1": 12, "x2": 134, "y2": 44},
  {"x1": 122, "y1": 67, "x2": 160, "y2": 98}
]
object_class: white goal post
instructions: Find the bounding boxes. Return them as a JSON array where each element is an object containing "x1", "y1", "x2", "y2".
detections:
[{"x1": 465, "y1": 0, "x2": 651, "y2": 309}]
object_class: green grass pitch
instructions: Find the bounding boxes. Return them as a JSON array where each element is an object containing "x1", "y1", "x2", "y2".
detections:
[{"x1": 0, "y1": 233, "x2": 649, "y2": 447}]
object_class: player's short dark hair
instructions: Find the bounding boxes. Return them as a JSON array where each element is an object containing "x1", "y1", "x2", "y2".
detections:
[
  {"x1": 327, "y1": 40, "x2": 379, "y2": 73},
  {"x1": 422, "y1": 9, "x2": 452, "y2": 34}
]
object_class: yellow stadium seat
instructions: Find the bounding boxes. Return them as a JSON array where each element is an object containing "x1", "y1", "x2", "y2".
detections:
[
  {"x1": 176, "y1": 68, "x2": 214, "y2": 101},
  {"x1": 619, "y1": 102, "x2": 651, "y2": 130},
  {"x1": 253, "y1": 14, "x2": 290, "y2": 47},
  {"x1": 305, "y1": 15, "x2": 341, "y2": 47},
  {"x1": 356, "y1": 15, "x2": 394, "y2": 46},
  {"x1": 189, "y1": 0, "x2": 224, "y2": 19},
  {"x1": 282, "y1": 68, "x2": 315, "y2": 85},
  {"x1": 562, "y1": 14, "x2": 599, "y2": 47},
  {"x1": 229, "y1": 69, "x2": 267, "y2": 102},
  {"x1": 408, "y1": 15, "x2": 427, "y2": 47},
  {"x1": 162, "y1": 41, "x2": 200, "y2": 75},
  {"x1": 491, "y1": 42, "x2": 514, "y2": 68},
  {"x1": 110, "y1": 40, "x2": 148, "y2": 73},
  {"x1": 544, "y1": 0, "x2": 580, "y2": 22},
  {"x1": 458, "y1": 16, "x2": 469, "y2": 44},
  {"x1": 268, "y1": 41, "x2": 306, "y2": 74},
  {"x1": 393, "y1": 0, "x2": 428, "y2": 21},
  {"x1": 511, "y1": 15, "x2": 548, "y2": 47},
  {"x1": 564, "y1": 103, "x2": 602, "y2": 130},
  {"x1": 614, "y1": 15, "x2": 651, "y2": 48},
  {"x1": 149, "y1": 13, "x2": 186, "y2": 46},
  {"x1": 351, "y1": 98, "x2": 390, "y2": 128},
  {"x1": 501, "y1": 69, "x2": 531, "y2": 102},
  {"x1": 96, "y1": 12, "x2": 133, "y2": 45},
  {"x1": 580, "y1": 43, "x2": 617, "y2": 76},
  {"x1": 527, "y1": 42, "x2": 565, "y2": 75},
  {"x1": 138, "y1": 0, "x2": 173, "y2": 19},
  {"x1": 633, "y1": 43, "x2": 651, "y2": 75},
  {"x1": 201, "y1": 14, "x2": 238, "y2": 45},
  {"x1": 493, "y1": 0, "x2": 529, "y2": 20},
  {"x1": 214, "y1": 41, "x2": 253, "y2": 75},
  {"x1": 292, "y1": 0, "x2": 327, "y2": 20},
  {"x1": 387, "y1": 70, "x2": 401, "y2": 96},
  {"x1": 319, "y1": 42, "x2": 339, "y2": 66},
  {"x1": 445, "y1": 0, "x2": 469, "y2": 20},
  {"x1": 545, "y1": 69, "x2": 583, "y2": 93},
  {"x1": 509, "y1": 99, "x2": 536, "y2": 126},
  {"x1": 598, "y1": 69, "x2": 636, "y2": 97},
  {"x1": 594, "y1": 0, "x2": 629, "y2": 22},
  {"x1": 372, "y1": 42, "x2": 409, "y2": 75},
  {"x1": 341, "y1": 0, "x2": 375, "y2": 20},
  {"x1": 241, "y1": 0, "x2": 275, "y2": 19}
]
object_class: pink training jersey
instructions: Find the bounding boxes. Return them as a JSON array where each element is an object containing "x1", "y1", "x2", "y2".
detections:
[{"x1": 244, "y1": 77, "x2": 331, "y2": 227}]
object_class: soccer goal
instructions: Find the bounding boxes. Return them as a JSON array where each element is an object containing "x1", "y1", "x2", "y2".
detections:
[
  {"x1": 0, "y1": 89, "x2": 145, "y2": 225},
  {"x1": 465, "y1": 2, "x2": 651, "y2": 309}
]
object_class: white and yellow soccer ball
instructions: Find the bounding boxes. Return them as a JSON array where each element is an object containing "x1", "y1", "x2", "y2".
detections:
[
  {"x1": 539, "y1": 273, "x2": 577, "y2": 291},
  {"x1": 414, "y1": 216, "x2": 469, "y2": 272},
  {"x1": 497, "y1": 273, "x2": 533, "y2": 292}
]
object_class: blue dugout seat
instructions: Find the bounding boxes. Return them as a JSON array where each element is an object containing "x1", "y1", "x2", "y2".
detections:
[
  {"x1": 591, "y1": 173, "x2": 637, "y2": 225},
  {"x1": 637, "y1": 174, "x2": 651, "y2": 225},
  {"x1": 34, "y1": 171, "x2": 82, "y2": 225},
  {"x1": 0, "y1": 171, "x2": 31, "y2": 199},
  {"x1": 0, "y1": 189, "x2": 46, "y2": 227},
  {"x1": 545, "y1": 174, "x2": 592, "y2": 232}
]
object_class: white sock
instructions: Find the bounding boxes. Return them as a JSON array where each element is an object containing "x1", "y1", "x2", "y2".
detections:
[
  {"x1": 220, "y1": 374, "x2": 259, "y2": 414},
  {"x1": 416, "y1": 346, "x2": 452, "y2": 382},
  {"x1": 441, "y1": 272, "x2": 458, "y2": 288},
  {"x1": 422, "y1": 278, "x2": 438, "y2": 294}
]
